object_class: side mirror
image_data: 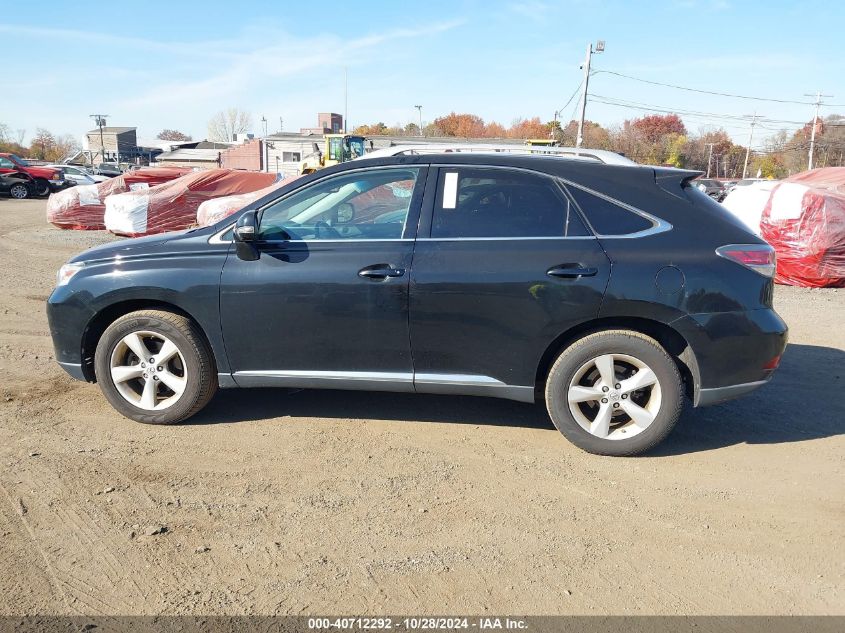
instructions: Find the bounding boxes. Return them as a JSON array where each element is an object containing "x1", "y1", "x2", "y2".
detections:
[{"x1": 234, "y1": 211, "x2": 260, "y2": 261}]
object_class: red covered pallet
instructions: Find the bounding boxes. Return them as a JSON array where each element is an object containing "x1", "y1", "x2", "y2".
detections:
[
  {"x1": 104, "y1": 169, "x2": 279, "y2": 237},
  {"x1": 760, "y1": 167, "x2": 845, "y2": 288},
  {"x1": 46, "y1": 168, "x2": 191, "y2": 230},
  {"x1": 196, "y1": 178, "x2": 292, "y2": 227}
]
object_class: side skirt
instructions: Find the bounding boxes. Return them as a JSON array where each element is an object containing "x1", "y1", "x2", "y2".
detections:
[{"x1": 221, "y1": 371, "x2": 536, "y2": 403}]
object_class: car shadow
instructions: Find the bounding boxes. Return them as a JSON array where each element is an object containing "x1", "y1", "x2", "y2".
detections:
[{"x1": 186, "y1": 343, "x2": 844, "y2": 455}]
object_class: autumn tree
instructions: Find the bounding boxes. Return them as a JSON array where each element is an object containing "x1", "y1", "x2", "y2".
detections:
[
  {"x1": 629, "y1": 114, "x2": 687, "y2": 144},
  {"x1": 207, "y1": 108, "x2": 253, "y2": 142},
  {"x1": 157, "y1": 129, "x2": 193, "y2": 142},
  {"x1": 508, "y1": 117, "x2": 549, "y2": 139},
  {"x1": 27, "y1": 128, "x2": 80, "y2": 162},
  {"x1": 433, "y1": 112, "x2": 486, "y2": 138},
  {"x1": 0, "y1": 123, "x2": 27, "y2": 154}
]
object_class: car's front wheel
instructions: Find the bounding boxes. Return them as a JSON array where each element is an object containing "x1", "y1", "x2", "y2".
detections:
[
  {"x1": 545, "y1": 330, "x2": 684, "y2": 456},
  {"x1": 94, "y1": 310, "x2": 217, "y2": 424},
  {"x1": 9, "y1": 183, "x2": 30, "y2": 199}
]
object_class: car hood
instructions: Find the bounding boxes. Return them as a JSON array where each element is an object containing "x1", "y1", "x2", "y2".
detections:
[
  {"x1": 25, "y1": 165, "x2": 62, "y2": 179},
  {"x1": 70, "y1": 229, "x2": 193, "y2": 264}
]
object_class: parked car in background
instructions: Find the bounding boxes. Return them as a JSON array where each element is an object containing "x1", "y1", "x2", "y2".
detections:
[
  {"x1": 48, "y1": 146, "x2": 787, "y2": 456},
  {"x1": 95, "y1": 163, "x2": 123, "y2": 177},
  {"x1": 0, "y1": 153, "x2": 67, "y2": 196},
  {"x1": 47, "y1": 164, "x2": 109, "y2": 186},
  {"x1": 0, "y1": 171, "x2": 35, "y2": 199},
  {"x1": 693, "y1": 178, "x2": 726, "y2": 201}
]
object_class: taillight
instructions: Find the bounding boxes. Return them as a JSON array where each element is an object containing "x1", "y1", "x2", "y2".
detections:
[{"x1": 716, "y1": 244, "x2": 776, "y2": 278}]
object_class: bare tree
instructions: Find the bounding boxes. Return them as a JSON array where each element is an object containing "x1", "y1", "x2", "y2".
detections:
[{"x1": 207, "y1": 108, "x2": 253, "y2": 142}]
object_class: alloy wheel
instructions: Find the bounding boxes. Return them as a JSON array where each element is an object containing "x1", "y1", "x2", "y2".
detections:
[
  {"x1": 567, "y1": 353, "x2": 662, "y2": 440},
  {"x1": 10, "y1": 184, "x2": 28, "y2": 199},
  {"x1": 109, "y1": 331, "x2": 188, "y2": 410}
]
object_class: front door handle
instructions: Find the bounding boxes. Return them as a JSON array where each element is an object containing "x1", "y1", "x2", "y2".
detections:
[
  {"x1": 358, "y1": 265, "x2": 406, "y2": 280},
  {"x1": 546, "y1": 265, "x2": 598, "y2": 279}
]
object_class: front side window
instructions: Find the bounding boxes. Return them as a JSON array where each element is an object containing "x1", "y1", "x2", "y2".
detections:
[
  {"x1": 565, "y1": 185, "x2": 654, "y2": 235},
  {"x1": 431, "y1": 167, "x2": 590, "y2": 238},
  {"x1": 0, "y1": 157, "x2": 15, "y2": 169},
  {"x1": 259, "y1": 167, "x2": 421, "y2": 241}
]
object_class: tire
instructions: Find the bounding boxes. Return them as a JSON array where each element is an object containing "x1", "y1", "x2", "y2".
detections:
[
  {"x1": 33, "y1": 178, "x2": 50, "y2": 197},
  {"x1": 94, "y1": 310, "x2": 218, "y2": 424},
  {"x1": 545, "y1": 330, "x2": 684, "y2": 456},
  {"x1": 9, "y1": 183, "x2": 29, "y2": 199}
]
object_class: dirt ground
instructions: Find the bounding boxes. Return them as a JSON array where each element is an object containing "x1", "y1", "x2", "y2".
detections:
[{"x1": 0, "y1": 197, "x2": 842, "y2": 616}]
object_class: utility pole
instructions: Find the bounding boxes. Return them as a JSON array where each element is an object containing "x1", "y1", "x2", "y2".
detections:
[
  {"x1": 804, "y1": 91, "x2": 833, "y2": 170},
  {"x1": 344, "y1": 67, "x2": 348, "y2": 134},
  {"x1": 742, "y1": 112, "x2": 757, "y2": 179},
  {"x1": 279, "y1": 117, "x2": 283, "y2": 133},
  {"x1": 414, "y1": 105, "x2": 423, "y2": 136},
  {"x1": 705, "y1": 143, "x2": 715, "y2": 178},
  {"x1": 261, "y1": 116, "x2": 268, "y2": 138},
  {"x1": 89, "y1": 114, "x2": 108, "y2": 166},
  {"x1": 576, "y1": 40, "x2": 604, "y2": 148}
]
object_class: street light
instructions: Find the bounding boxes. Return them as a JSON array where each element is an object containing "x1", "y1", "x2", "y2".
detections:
[{"x1": 414, "y1": 105, "x2": 423, "y2": 136}]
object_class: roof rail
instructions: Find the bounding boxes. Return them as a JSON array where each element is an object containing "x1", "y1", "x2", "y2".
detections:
[{"x1": 362, "y1": 143, "x2": 637, "y2": 166}]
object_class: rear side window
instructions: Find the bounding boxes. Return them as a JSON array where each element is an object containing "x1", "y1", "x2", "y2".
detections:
[
  {"x1": 432, "y1": 168, "x2": 590, "y2": 238},
  {"x1": 566, "y1": 185, "x2": 654, "y2": 235}
]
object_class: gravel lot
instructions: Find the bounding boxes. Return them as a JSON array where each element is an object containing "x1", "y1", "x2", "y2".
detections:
[{"x1": 0, "y1": 197, "x2": 842, "y2": 615}]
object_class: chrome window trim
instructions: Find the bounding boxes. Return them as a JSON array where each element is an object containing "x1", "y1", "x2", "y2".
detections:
[
  {"x1": 209, "y1": 224, "x2": 413, "y2": 245},
  {"x1": 560, "y1": 179, "x2": 673, "y2": 239},
  {"x1": 416, "y1": 236, "x2": 597, "y2": 242}
]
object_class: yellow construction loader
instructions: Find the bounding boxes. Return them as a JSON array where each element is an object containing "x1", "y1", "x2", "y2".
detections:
[{"x1": 298, "y1": 134, "x2": 367, "y2": 175}]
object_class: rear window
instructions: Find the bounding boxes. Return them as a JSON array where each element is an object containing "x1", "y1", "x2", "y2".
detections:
[{"x1": 565, "y1": 185, "x2": 654, "y2": 235}]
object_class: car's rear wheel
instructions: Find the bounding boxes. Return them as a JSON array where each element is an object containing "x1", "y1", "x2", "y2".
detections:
[
  {"x1": 545, "y1": 330, "x2": 684, "y2": 456},
  {"x1": 94, "y1": 310, "x2": 217, "y2": 424},
  {"x1": 33, "y1": 178, "x2": 50, "y2": 197},
  {"x1": 9, "y1": 183, "x2": 29, "y2": 199}
]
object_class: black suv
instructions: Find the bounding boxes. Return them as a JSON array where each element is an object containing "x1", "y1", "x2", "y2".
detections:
[{"x1": 47, "y1": 149, "x2": 788, "y2": 455}]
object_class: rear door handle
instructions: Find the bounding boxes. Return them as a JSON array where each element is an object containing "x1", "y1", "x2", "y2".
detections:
[
  {"x1": 358, "y1": 265, "x2": 406, "y2": 280},
  {"x1": 546, "y1": 265, "x2": 598, "y2": 279}
]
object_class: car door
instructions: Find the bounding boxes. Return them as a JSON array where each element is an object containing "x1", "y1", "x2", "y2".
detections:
[
  {"x1": 409, "y1": 165, "x2": 612, "y2": 401},
  {"x1": 220, "y1": 165, "x2": 428, "y2": 392}
]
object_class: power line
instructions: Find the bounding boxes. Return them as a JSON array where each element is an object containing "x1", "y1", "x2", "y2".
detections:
[
  {"x1": 592, "y1": 69, "x2": 845, "y2": 107},
  {"x1": 589, "y1": 93, "x2": 811, "y2": 125}
]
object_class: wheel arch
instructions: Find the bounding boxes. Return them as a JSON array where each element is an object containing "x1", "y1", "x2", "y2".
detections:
[
  {"x1": 535, "y1": 317, "x2": 700, "y2": 402},
  {"x1": 80, "y1": 299, "x2": 218, "y2": 382}
]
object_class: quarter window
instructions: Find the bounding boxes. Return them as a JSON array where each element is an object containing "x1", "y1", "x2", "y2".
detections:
[
  {"x1": 565, "y1": 185, "x2": 654, "y2": 235},
  {"x1": 431, "y1": 168, "x2": 590, "y2": 238},
  {"x1": 259, "y1": 167, "x2": 420, "y2": 241}
]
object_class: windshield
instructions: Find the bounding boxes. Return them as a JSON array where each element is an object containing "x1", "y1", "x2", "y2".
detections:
[{"x1": 9, "y1": 154, "x2": 28, "y2": 166}]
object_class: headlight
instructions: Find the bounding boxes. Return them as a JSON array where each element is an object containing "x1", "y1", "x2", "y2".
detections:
[
  {"x1": 57, "y1": 262, "x2": 84, "y2": 286},
  {"x1": 696, "y1": 183, "x2": 707, "y2": 192}
]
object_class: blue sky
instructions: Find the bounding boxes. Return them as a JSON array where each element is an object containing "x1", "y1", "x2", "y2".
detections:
[{"x1": 2, "y1": 0, "x2": 843, "y2": 147}]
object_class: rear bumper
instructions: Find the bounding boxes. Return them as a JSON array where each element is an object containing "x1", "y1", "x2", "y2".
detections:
[
  {"x1": 696, "y1": 377, "x2": 771, "y2": 407},
  {"x1": 671, "y1": 308, "x2": 787, "y2": 407}
]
